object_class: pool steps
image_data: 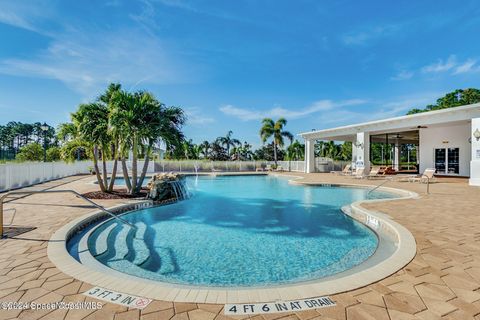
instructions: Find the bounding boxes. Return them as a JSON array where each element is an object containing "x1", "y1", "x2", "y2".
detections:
[
  {"x1": 132, "y1": 222, "x2": 150, "y2": 265},
  {"x1": 111, "y1": 224, "x2": 131, "y2": 261},
  {"x1": 93, "y1": 223, "x2": 117, "y2": 256},
  {"x1": 91, "y1": 221, "x2": 153, "y2": 267}
]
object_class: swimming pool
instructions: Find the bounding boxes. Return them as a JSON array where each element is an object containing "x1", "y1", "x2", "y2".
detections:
[{"x1": 72, "y1": 175, "x2": 395, "y2": 287}]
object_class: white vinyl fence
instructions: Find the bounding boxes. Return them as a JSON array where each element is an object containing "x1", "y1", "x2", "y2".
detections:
[
  {"x1": 154, "y1": 160, "x2": 267, "y2": 172},
  {"x1": 270, "y1": 161, "x2": 306, "y2": 172},
  {"x1": 0, "y1": 161, "x2": 92, "y2": 192},
  {"x1": 1, "y1": 159, "x2": 307, "y2": 192},
  {"x1": 104, "y1": 160, "x2": 155, "y2": 174}
]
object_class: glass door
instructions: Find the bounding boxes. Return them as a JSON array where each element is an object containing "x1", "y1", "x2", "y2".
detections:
[
  {"x1": 434, "y1": 148, "x2": 446, "y2": 174},
  {"x1": 447, "y1": 148, "x2": 459, "y2": 174},
  {"x1": 434, "y1": 148, "x2": 460, "y2": 175}
]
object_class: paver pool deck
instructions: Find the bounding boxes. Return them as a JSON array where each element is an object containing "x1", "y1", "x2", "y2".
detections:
[{"x1": 0, "y1": 172, "x2": 480, "y2": 320}]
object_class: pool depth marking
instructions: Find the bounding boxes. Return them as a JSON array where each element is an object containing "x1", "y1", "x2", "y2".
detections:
[
  {"x1": 224, "y1": 296, "x2": 336, "y2": 315},
  {"x1": 83, "y1": 287, "x2": 152, "y2": 309}
]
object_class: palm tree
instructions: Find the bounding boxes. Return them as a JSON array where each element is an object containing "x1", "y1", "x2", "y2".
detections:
[
  {"x1": 259, "y1": 118, "x2": 293, "y2": 165},
  {"x1": 110, "y1": 90, "x2": 185, "y2": 194},
  {"x1": 216, "y1": 131, "x2": 240, "y2": 157},
  {"x1": 199, "y1": 140, "x2": 210, "y2": 159},
  {"x1": 324, "y1": 141, "x2": 341, "y2": 160},
  {"x1": 56, "y1": 122, "x2": 78, "y2": 143},
  {"x1": 237, "y1": 141, "x2": 254, "y2": 160},
  {"x1": 72, "y1": 103, "x2": 111, "y2": 192},
  {"x1": 286, "y1": 140, "x2": 305, "y2": 161},
  {"x1": 181, "y1": 139, "x2": 196, "y2": 159}
]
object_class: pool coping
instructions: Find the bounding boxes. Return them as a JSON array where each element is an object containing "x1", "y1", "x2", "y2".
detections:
[{"x1": 48, "y1": 174, "x2": 418, "y2": 303}]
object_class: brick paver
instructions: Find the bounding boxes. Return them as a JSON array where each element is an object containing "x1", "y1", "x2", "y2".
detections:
[{"x1": 0, "y1": 173, "x2": 479, "y2": 319}]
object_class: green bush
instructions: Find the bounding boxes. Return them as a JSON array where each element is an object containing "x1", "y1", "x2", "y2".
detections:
[
  {"x1": 46, "y1": 147, "x2": 61, "y2": 162},
  {"x1": 60, "y1": 140, "x2": 91, "y2": 162},
  {"x1": 15, "y1": 143, "x2": 44, "y2": 161}
]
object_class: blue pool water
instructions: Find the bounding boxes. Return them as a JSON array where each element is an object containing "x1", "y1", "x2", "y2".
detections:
[{"x1": 81, "y1": 175, "x2": 395, "y2": 287}]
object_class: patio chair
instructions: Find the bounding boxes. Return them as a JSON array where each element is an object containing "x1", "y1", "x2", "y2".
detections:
[
  {"x1": 275, "y1": 165, "x2": 284, "y2": 172},
  {"x1": 383, "y1": 166, "x2": 397, "y2": 175},
  {"x1": 408, "y1": 168, "x2": 437, "y2": 183},
  {"x1": 265, "y1": 164, "x2": 273, "y2": 171},
  {"x1": 367, "y1": 166, "x2": 387, "y2": 179},
  {"x1": 331, "y1": 164, "x2": 351, "y2": 175},
  {"x1": 211, "y1": 166, "x2": 222, "y2": 173}
]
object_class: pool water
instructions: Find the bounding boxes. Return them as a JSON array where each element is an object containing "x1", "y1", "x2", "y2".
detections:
[{"x1": 82, "y1": 175, "x2": 395, "y2": 287}]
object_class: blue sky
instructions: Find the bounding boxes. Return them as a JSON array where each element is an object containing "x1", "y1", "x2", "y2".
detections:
[{"x1": 1, "y1": 0, "x2": 480, "y2": 147}]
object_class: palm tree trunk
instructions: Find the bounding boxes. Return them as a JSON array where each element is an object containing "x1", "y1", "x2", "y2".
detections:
[
  {"x1": 131, "y1": 135, "x2": 138, "y2": 195},
  {"x1": 137, "y1": 146, "x2": 151, "y2": 193},
  {"x1": 93, "y1": 146, "x2": 106, "y2": 192},
  {"x1": 108, "y1": 142, "x2": 118, "y2": 192},
  {"x1": 108, "y1": 158, "x2": 118, "y2": 192},
  {"x1": 121, "y1": 157, "x2": 132, "y2": 191},
  {"x1": 102, "y1": 150, "x2": 108, "y2": 190},
  {"x1": 273, "y1": 141, "x2": 278, "y2": 166}
]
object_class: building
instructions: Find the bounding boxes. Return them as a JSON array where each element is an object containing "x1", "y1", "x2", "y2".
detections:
[{"x1": 300, "y1": 103, "x2": 480, "y2": 186}]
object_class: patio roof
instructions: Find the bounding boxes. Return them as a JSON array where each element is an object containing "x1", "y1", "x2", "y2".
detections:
[{"x1": 299, "y1": 102, "x2": 480, "y2": 141}]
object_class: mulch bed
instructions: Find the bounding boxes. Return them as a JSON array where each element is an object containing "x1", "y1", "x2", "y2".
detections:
[{"x1": 83, "y1": 188, "x2": 149, "y2": 200}]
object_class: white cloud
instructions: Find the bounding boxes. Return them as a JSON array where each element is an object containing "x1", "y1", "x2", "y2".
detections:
[
  {"x1": 185, "y1": 107, "x2": 215, "y2": 125},
  {"x1": 0, "y1": 2, "x2": 200, "y2": 97},
  {"x1": 453, "y1": 59, "x2": 479, "y2": 74},
  {"x1": 220, "y1": 99, "x2": 367, "y2": 121},
  {"x1": 397, "y1": 55, "x2": 480, "y2": 79},
  {"x1": 318, "y1": 93, "x2": 441, "y2": 126},
  {"x1": 391, "y1": 70, "x2": 414, "y2": 81},
  {"x1": 0, "y1": 1, "x2": 55, "y2": 35},
  {"x1": 342, "y1": 25, "x2": 400, "y2": 46},
  {"x1": 0, "y1": 31, "x2": 193, "y2": 97},
  {"x1": 421, "y1": 55, "x2": 457, "y2": 73},
  {"x1": 0, "y1": 11, "x2": 35, "y2": 31}
]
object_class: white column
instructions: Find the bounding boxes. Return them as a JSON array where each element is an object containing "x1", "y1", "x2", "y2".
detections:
[
  {"x1": 354, "y1": 132, "x2": 370, "y2": 173},
  {"x1": 394, "y1": 141, "x2": 400, "y2": 171},
  {"x1": 470, "y1": 118, "x2": 480, "y2": 186},
  {"x1": 305, "y1": 139, "x2": 315, "y2": 173}
]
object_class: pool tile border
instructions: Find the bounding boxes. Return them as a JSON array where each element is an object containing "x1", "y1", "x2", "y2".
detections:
[{"x1": 48, "y1": 175, "x2": 418, "y2": 303}]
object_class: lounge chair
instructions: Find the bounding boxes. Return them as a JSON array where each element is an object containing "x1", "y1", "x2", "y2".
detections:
[
  {"x1": 275, "y1": 165, "x2": 284, "y2": 172},
  {"x1": 265, "y1": 164, "x2": 273, "y2": 171},
  {"x1": 331, "y1": 164, "x2": 351, "y2": 175},
  {"x1": 407, "y1": 168, "x2": 437, "y2": 183},
  {"x1": 366, "y1": 166, "x2": 387, "y2": 179}
]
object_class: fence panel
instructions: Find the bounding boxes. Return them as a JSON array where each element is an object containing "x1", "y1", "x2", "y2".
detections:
[
  {"x1": 265, "y1": 161, "x2": 305, "y2": 172},
  {"x1": 0, "y1": 161, "x2": 92, "y2": 192},
  {"x1": 153, "y1": 160, "x2": 266, "y2": 172}
]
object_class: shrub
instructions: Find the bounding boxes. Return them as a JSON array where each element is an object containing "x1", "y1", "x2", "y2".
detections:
[
  {"x1": 46, "y1": 147, "x2": 61, "y2": 162},
  {"x1": 15, "y1": 143, "x2": 44, "y2": 161}
]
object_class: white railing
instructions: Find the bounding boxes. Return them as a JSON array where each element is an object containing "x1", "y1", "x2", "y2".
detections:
[
  {"x1": 0, "y1": 161, "x2": 93, "y2": 192},
  {"x1": 268, "y1": 161, "x2": 305, "y2": 172},
  {"x1": 104, "y1": 160, "x2": 155, "y2": 174},
  {"x1": 154, "y1": 160, "x2": 267, "y2": 172},
  {"x1": 0, "y1": 159, "x2": 279, "y2": 192}
]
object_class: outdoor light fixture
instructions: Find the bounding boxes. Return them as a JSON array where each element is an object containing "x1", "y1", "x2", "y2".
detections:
[
  {"x1": 40, "y1": 122, "x2": 49, "y2": 162},
  {"x1": 474, "y1": 128, "x2": 480, "y2": 141},
  {"x1": 354, "y1": 141, "x2": 364, "y2": 149},
  {"x1": 40, "y1": 122, "x2": 49, "y2": 132}
]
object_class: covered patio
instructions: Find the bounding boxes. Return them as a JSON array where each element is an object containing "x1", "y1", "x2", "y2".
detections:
[{"x1": 300, "y1": 103, "x2": 480, "y2": 186}]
